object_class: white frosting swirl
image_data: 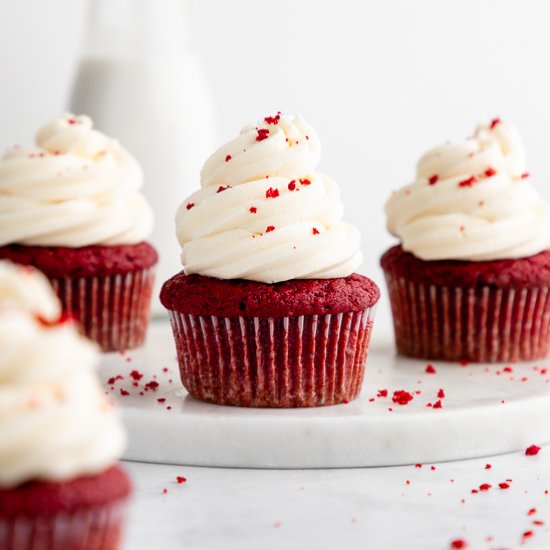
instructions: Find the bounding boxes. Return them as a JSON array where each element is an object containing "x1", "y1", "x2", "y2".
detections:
[
  {"x1": 0, "y1": 114, "x2": 153, "y2": 247},
  {"x1": 386, "y1": 119, "x2": 550, "y2": 261},
  {"x1": 0, "y1": 261, "x2": 126, "y2": 488},
  {"x1": 176, "y1": 114, "x2": 362, "y2": 283}
]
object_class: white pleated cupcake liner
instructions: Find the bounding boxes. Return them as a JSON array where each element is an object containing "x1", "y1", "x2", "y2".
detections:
[
  {"x1": 0, "y1": 499, "x2": 128, "y2": 550},
  {"x1": 50, "y1": 267, "x2": 155, "y2": 352},
  {"x1": 384, "y1": 273, "x2": 550, "y2": 362},
  {"x1": 168, "y1": 308, "x2": 376, "y2": 407}
]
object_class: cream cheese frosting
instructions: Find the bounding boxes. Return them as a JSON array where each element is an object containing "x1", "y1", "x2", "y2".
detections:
[
  {"x1": 176, "y1": 113, "x2": 362, "y2": 283},
  {"x1": 0, "y1": 261, "x2": 126, "y2": 488},
  {"x1": 385, "y1": 118, "x2": 550, "y2": 261},
  {"x1": 0, "y1": 113, "x2": 153, "y2": 247}
]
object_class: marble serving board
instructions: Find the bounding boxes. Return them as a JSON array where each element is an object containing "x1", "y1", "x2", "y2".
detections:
[{"x1": 99, "y1": 321, "x2": 550, "y2": 468}]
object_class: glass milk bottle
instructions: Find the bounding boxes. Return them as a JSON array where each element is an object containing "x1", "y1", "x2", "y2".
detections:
[{"x1": 69, "y1": 0, "x2": 215, "y2": 315}]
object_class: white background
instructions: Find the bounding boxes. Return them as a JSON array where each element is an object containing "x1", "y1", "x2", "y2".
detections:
[{"x1": 1, "y1": 0, "x2": 550, "y2": 326}]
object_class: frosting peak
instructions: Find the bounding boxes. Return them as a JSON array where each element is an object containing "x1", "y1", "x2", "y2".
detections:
[
  {"x1": 0, "y1": 113, "x2": 152, "y2": 247},
  {"x1": 0, "y1": 261, "x2": 126, "y2": 488},
  {"x1": 386, "y1": 118, "x2": 550, "y2": 262},
  {"x1": 176, "y1": 113, "x2": 362, "y2": 283}
]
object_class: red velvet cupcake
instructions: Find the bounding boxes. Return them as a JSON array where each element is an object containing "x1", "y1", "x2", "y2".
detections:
[
  {"x1": 0, "y1": 114, "x2": 157, "y2": 351},
  {"x1": 161, "y1": 113, "x2": 380, "y2": 407},
  {"x1": 161, "y1": 273, "x2": 379, "y2": 407},
  {"x1": 0, "y1": 243, "x2": 157, "y2": 351},
  {"x1": 383, "y1": 118, "x2": 550, "y2": 362},
  {"x1": 0, "y1": 261, "x2": 131, "y2": 550}
]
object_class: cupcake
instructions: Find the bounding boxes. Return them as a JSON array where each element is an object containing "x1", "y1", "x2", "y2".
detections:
[
  {"x1": 0, "y1": 261, "x2": 131, "y2": 549},
  {"x1": 382, "y1": 118, "x2": 550, "y2": 362},
  {"x1": 0, "y1": 114, "x2": 158, "y2": 351},
  {"x1": 161, "y1": 113, "x2": 380, "y2": 408}
]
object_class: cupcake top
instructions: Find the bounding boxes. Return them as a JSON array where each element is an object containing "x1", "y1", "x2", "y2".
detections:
[
  {"x1": 175, "y1": 113, "x2": 362, "y2": 283},
  {"x1": 0, "y1": 261, "x2": 126, "y2": 488},
  {"x1": 385, "y1": 118, "x2": 550, "y2": 261},
  {"x1": 0, "y1": 113, "x2": 153, "y2": 248}
]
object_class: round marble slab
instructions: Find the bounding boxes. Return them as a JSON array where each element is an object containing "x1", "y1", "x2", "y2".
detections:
[{"x1": 99, "y1": 321, "x2": 550, "y2": 468}]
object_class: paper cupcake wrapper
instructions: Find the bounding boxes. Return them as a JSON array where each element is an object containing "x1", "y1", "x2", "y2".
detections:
[
  {"x1": 168, "y1": 309, "x2": 376, "y2": 407},
  {"x1": 384, "y1": 272, "x2": 550, "y2": 362},
  {"x1": 0, "y1": 499, "x2": 128, "y2": 550},
  {"x1": 49, "y1": 267, "x2": 155, "y2": 352}
]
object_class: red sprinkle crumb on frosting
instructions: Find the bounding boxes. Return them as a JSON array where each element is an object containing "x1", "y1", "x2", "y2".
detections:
[
  {"x1": 266, "y1": 225, "x2": 275, "y2": 233},
  {"x1": 499, "y1": 482, "x2": 510, "y2": 489},
  {"x1": 437, "y1": 388, "x2": 445, "y2": 399},
  {"x1": 432, "y1": 400, "x2": 443, "y2": 409},
  {"x1": 225, "y1": 154, "x2": 232, "y2": 162},
  {"x1": 521, "y1": 172, "x2": 530, "y2": 179},
  {"x1": 528, "y1": 508, "x2": 537, "y2": 516},
  {"x1": 157, "y1": 398, "x2": 166, "y2": 403},
  {"x1": 485, "y1": 464, "x2": 492, "y2": 469},
  {"x1": 377, "y1": 389, "x2": 388, "y2": 398},
  {"x1": 120, "y1": 389, "x2": 129, "y2": 397},
  {"x1": 67, "y1": 118, "x2": 78, "y2": 125},
  {"x1": 450, "y1": 540, "x2": 468, "y2": 549},
  {"x1": 300, "y1": 178, "x2": 311, "y2": 186},
  {"x1": 425, "y1": 364, "x2": 436, "y2": 374},
  {"x1": 176, "y1": 476, "x2": 187, "y2": 484},
  {"x1": 288, "y1": 180, "x2": 296, "y2": 191},
  {"x1": 415, "y1": 463, "x2": 422, "y2": 468},
  {"x1": 525, "y1": 445, "x2": 541, "y2": 456},
  {"x1": 266, "y1": 187, "x2": 280, "y2": 199},
  {"x1": 479, "y1": 483, "x2": 492, "y2": 491},
  {"x1": 162, "y1": 488, "x2": 168, "y2": 494},
  {"x1": 484, "y1": 167, "x2": 496, "y2": 177},
  {"x1": 256, "y1": 128, "x2": 270, "y2": 141},
  {"x1": 392, "y1": 390, "x2": 414, "y2": 405},
  {"x1": 312, "y1": 227, "x2": 320, "y2": 235},
  {"x1": 249, "y1": 207, "x2": 257, "y2": 214},
  {"x1": 458, "y1": 176, "x2": 478, "y2": 188},
  {"x1": 428, "y1": 175, "x2": 439, "y2": 185},
  {"x1": 217, "y1": 185, "x2": 230, "y2": 193},
  {"x1": 459, "y1": 360, "x2": 469, "y2": 367},
  {"x1": 144, "y1": 380, "x2": 159, "y2": 391},
  {"x1": 489, "y1": 117, "x2": 501, "y2": 130},
  {"x1": 264, "y1": 113, "x2": 281, "y2": 125},
  {"x1": 523, "y1": 530, "x2": 534, "y2": 539}
]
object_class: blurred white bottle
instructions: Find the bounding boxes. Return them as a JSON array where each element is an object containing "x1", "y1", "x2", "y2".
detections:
[{"x1": 69, "y1": 0, "x2": 215, "y2": 315}]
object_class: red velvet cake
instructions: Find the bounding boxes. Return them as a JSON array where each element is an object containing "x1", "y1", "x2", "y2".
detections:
[
  {"x1": 0, "y1": 243, "x2": 158, "y2": 352},
  {"x1": 0, "y1": 466, "x2": 131, "y2": 550},
  {"x1": 161, "y1": 273, "x2": 379, "y2": 408},
  {"x1": 382, "y1": 245, "x2": 550, "y2": 363}
]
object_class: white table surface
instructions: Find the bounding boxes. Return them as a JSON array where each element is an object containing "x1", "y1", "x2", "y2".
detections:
[{"x1": 123, "y1": 446, "x2": 550, "y2": 550}]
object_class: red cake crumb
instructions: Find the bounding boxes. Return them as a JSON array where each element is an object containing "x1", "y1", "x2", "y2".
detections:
[
  {"x1": 249, "y1": 207, "x2": 257, "y2": 213},
  {"x1": 312, "y1": 227, "x2": 320, "y2": 235},
  {"x1": 161, "y1": 272, "x2": 379, "y2": 318},
  {"x1": 119, "y1": 389, "x2": 129, "y2": 397},
  {"x1": 264, "y1": 113, "x2": 281, "y2": 125},
  {"x1": 428, "y1": 175, "x2": 439, "y2": 185},
  {"x1": 521, "y1": 172, "x2": 530, "y2": 179},
  {"x1": 522, "y1": 530, "x2": 534, "y2": 539},
  {"x1": 176, "y1": 476, "x2": 187, "y2": 484},
  {"x1": 490, "y1": 117, "x2": 501, "y2": 129},
  {"x1": 129, "y1": 370, "x2": 143, "y2": 381},
  {"x1": 186, "y1": 203, "x2": 195, "y2": 210},
  {"x1": 485, "y1": 464, "x2": 492, "y2": 470},
  {"x1": 528, "y1": 508, "x2": 537, "y2": 516},
  {"x1": 377, "y1": 389, "x2": 388, "y2": 398},
  {"x1": 525, "y1": 445, "x2": 541, "y2": 456},
  {"x1": 484, "y1": 167, "x2": 497, "y2": 177},
  {"x1": 432, "y1": 400, "x2": 443, "y2": 409},
  {"x1": 437, "y1": 389, "x2": 445, "y2": 399},
  {"x1": 392, "y1": 390, "x2": 413, "y2": 405},
  {"x1": 225, "y1": 154, "x2": 232, "y2": 162},
  {"x1": 157, "y1": 398, "x2": 166, "y2": 403},
  {"x1": 499, "y1": 482, "x2": 510, "y2": 489},
  {"x1": 288, "y1": 180, "x2": 296, "y2": 191},
  {"x1": 266, "y1": 187, "x2": 280, "y2": 199},
  {"x1": 479, "y1": 483, "x2": 492, "y2": 491},
  {"x1": 265, "y1": 225, "x2": 275, "y2": 233},
  {"x1": 450, "y1": 539, "x2": 468, "y2": 549},
  {"x1": 300, "y1": 178, "x2": 311, "y2": 186},
  {"x1": 256, "y1": 128, "x2": 270, "y2": 141},
  {"x1": 144, "y1": 381, "x2": 159, "y2": 391},
  {"x1": 425, "y1": 364, "x2": 437, "y2": 374},
  {"x1": 217, "y1": 185, "x2": 230, "y2": 193}
]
